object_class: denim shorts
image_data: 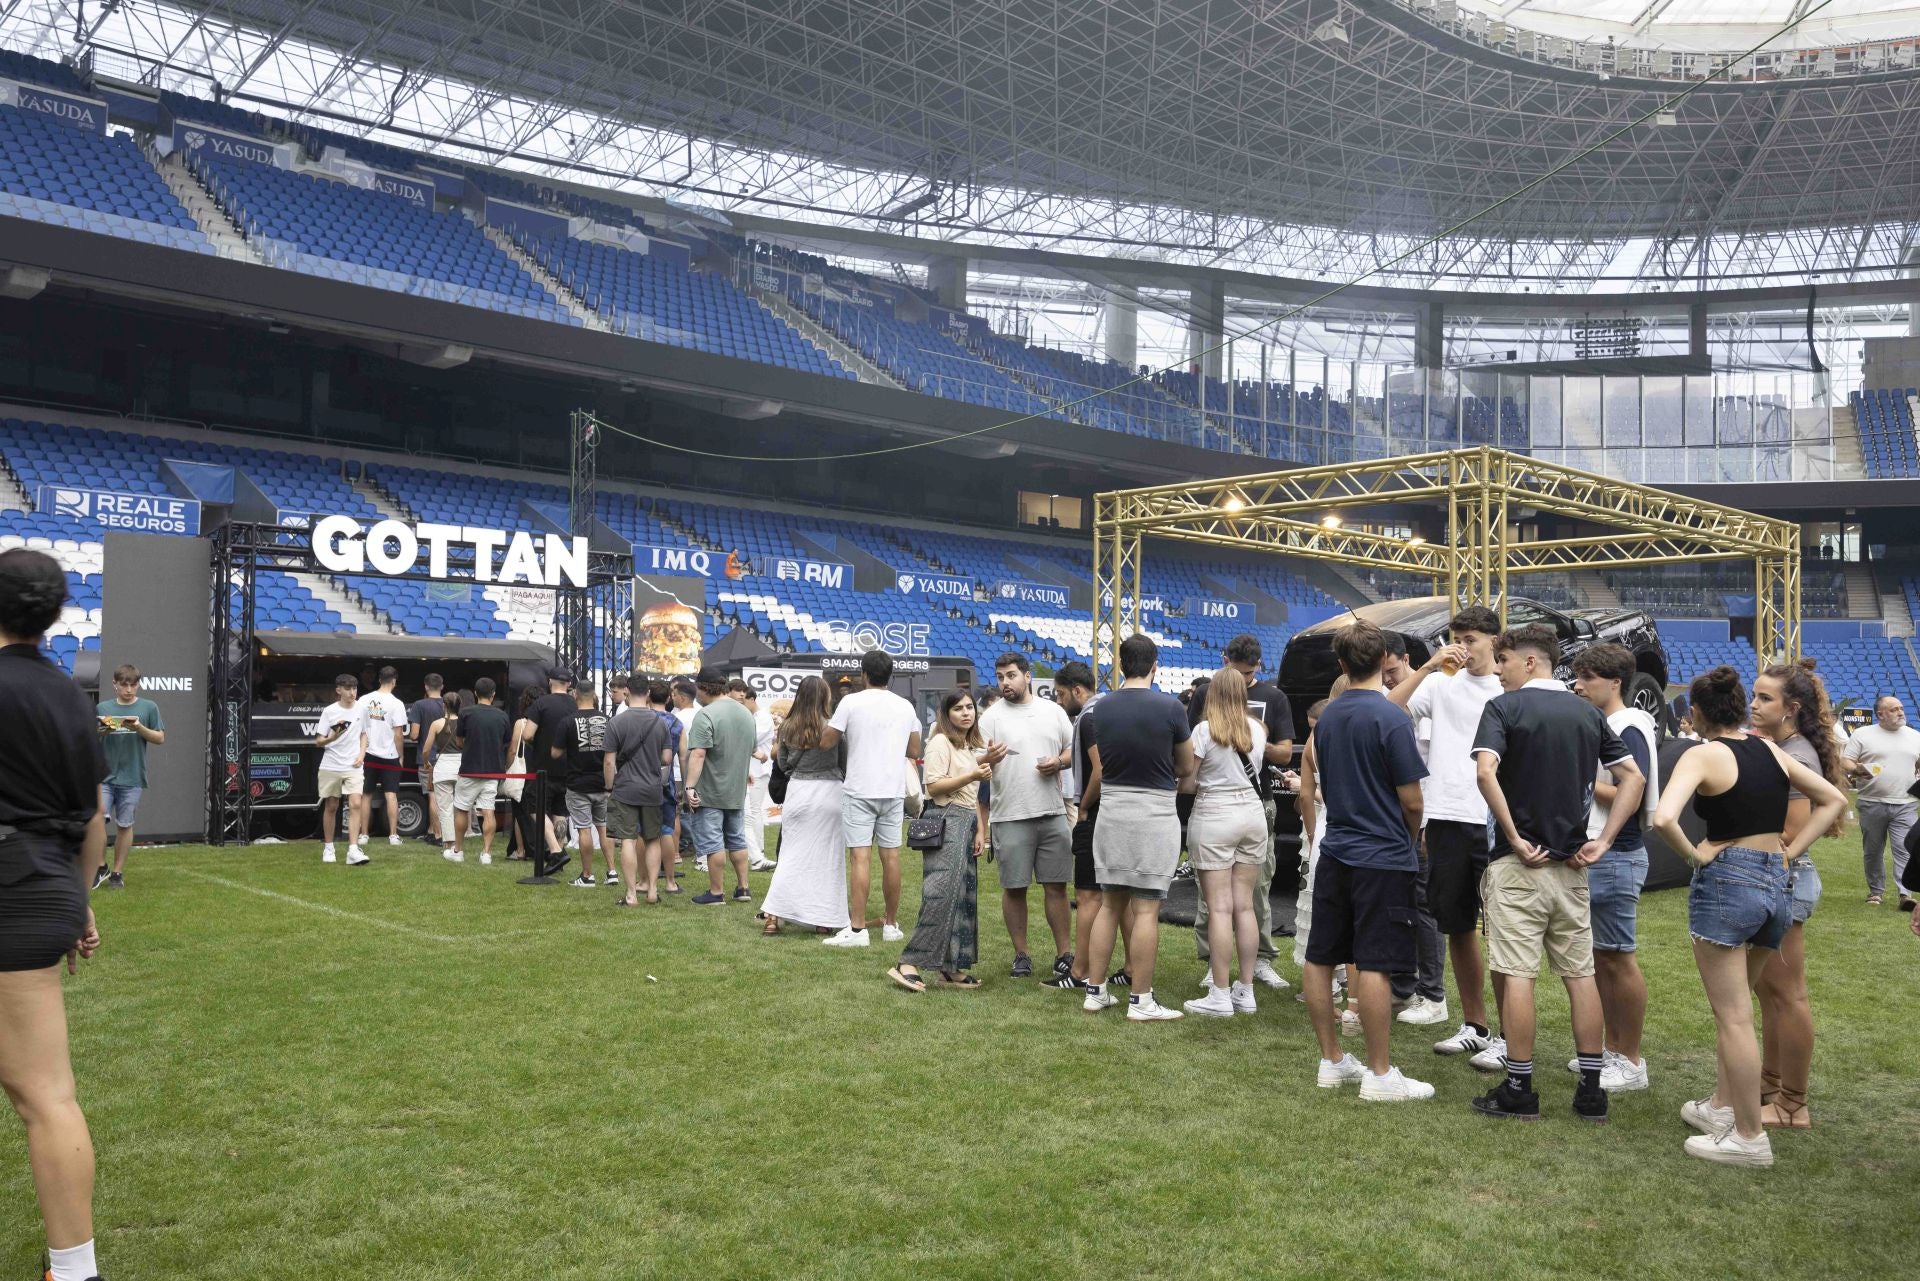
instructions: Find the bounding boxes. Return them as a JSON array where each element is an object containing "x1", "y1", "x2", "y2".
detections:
[
  {"x1": 842, "y1": 795, "x2": 904, "y2": 849},
  {"x1": 1587, "y1": 845, "x2": 1649, "y2": 952},
  {"x1": 1788, "y1": 854, "x2": 1821, "y2": 925},
  {"x1": 1688, "y1": 846, "x2": 1791, "y2": 951},
  {"x1": 688, "y1": 805, "x2": 748, "y2": 857},
  {"x1": 100, "y1": 783, "x2": 143, "y2": 829}
]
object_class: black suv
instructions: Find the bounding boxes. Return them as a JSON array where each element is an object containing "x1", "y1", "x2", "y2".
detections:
[{"x1": 1276, "y1": 596, "x2": 1670, "y2": 742}]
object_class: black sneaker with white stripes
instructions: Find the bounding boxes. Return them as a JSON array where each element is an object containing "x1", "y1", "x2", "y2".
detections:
[{"x1": 1042, "y1": 975, "x2": 1089, "y2": 990}]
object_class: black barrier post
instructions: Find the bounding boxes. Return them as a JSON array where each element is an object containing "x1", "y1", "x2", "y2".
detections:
[{"x1": 516, "y1": 771, "x2": 568, "y2": 885}]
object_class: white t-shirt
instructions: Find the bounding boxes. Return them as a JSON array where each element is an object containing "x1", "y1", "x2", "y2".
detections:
[
  {"x1": 830, "y1": 687, "x2": 921, "y2": 799},
  {"x1": 360, "y1": 690, "x2": 409, "y2": 760},
  {"x1": 1403, "y1": 670, "x2": 1502, "y2": 825},
  {"x1": 978, "y1": 696, "x2": 1073, "y2": 820},
  {"x1": 1844, "y1": 723, "x2": 1920, "y2": 802},
  {"x1": 673, "y1": 705, "x2": 696, "y2": 780},
  {"x1": 1190, "y1": 717, "x2": 1267, "y2": 796},
  {"x1": 751, "y1": 708, "x2": 775, "y2": 782},
  {"x1": 316, "y1": 701, "x2": 365, "y2": 772}
]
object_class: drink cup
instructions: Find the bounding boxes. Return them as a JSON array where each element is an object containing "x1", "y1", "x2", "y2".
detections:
[{"x1": 1439, "y1": 652, "x2": 1461, "y2": 676}]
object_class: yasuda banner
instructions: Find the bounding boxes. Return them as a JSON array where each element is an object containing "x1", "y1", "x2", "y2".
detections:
[
  {"x1": 773, "y1": 557, "x2": 852, "y2": 590},
  {"x1": 39, "y1": 486, "x2": 200, "y2": 535},
  {"x1": 897, "y1": 571, "x2": 974, "y2": 600},
  {"x1": 172, "y1": 121, "x2": 281, "y2": 167},
  {"x1": 995, "y1": 580, "x2": 1070, "y2": 611},
  {"x1": 365, "y1": 168, "x2": 432, "y2": 209},
  {"x1": 1186, "y1": 597, "x2": 1248, "y2": 623},
  {"x1": 0, "y1": 79, "x2": 107, "y2": 134}
]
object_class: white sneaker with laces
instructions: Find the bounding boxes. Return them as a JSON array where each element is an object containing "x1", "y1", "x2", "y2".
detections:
[
  {"x1": 1126, "y1": 994, "x2": 1184, "y2": 1022},
  {"x1": 345, "y1": 849, "x2": 371, "y2": 866},
  {"x1": 1182, "y1": 986, "x2": 1235, "y2": 1018},
  {"x1": 1469, "y1": 1037, "x2": 1509, "y2": 1072},
  {"x1": 695, "y1": 855, "x2": 709, "y2": 873},
  {"x1": 1229, "y1": 981, "x2": 1257, "y2": 1014},
  {"x1": 1251, "y1": 961, "x2": 1290, "y2": 990},
  {"x1": 1082, "y1": 988, "x2": 1118, "y2": 1013},
  {"x1": 1684, "y1": 1128, "x2": 1773, "y2": 1168},
  {"x1": 1359, "y1": 1066, "x2": 1437, "y2": 1101},
  {"x1": 357, "y1": 834, "x2": 369, "y2": 847},
  {"x1": 1682, "y1": 1094, "x2": 1735, "y2": 1135},
  {"x1": 1317, "y1": 1053, "x2": 1366, "y2": 1089},
  {"x1": 443, "y1": 849, "x2": 464, "y2": 863},
  {"x1": 478, "y1": 852, "x2": 492, "y2": 865},
  {"x1": 1434, "y1": 1023, "x2": 1491, "y2": 1055},
  {"x1": 749, "y1": 857, "x2": 776, "y2": 871},
  {"x1": 1601, "y1": 1055, "x2": 1651, "y2": 1093},
  {"x1": 881, "y1": 923, "x2": 904, "y2": 942},
  {"x1": 821, "y1": 927, "x2": 870, "y2": 948},
  {"x1": 321, "y1": 844, "x2": 336, "y2": 863},
  {"x1": 388, "y1": 834, "x2": 403, "y2": 846},
  {"x1": 1340, "y1": 1008, "x2": 1363, "y2": 1037},
  {"x1": 1396, "y1": 996, "x2": 1451, "y2": 1026}
]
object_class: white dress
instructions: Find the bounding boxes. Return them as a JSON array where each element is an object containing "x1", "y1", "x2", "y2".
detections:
[{"x1": 761, "y1": 744, "x2": 850, "y2": 930}]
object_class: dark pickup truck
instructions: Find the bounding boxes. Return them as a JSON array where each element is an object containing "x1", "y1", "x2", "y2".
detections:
[{"x1": 1276, "y1": 596, "x2": 1670, "y2": 742}]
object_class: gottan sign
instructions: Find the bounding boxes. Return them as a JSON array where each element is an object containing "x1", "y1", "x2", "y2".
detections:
[{"x1": 312, "y1": 516, "x2": 588, "y2": 587}]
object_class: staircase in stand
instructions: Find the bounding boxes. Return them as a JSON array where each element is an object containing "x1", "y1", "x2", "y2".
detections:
[
  {"x1": 150, "y1": 145, "x2": 263, "y2": 264},
  {"x1": 748, "y1": 287, "x2": 901, "y2": 389},
  {"x1": 480, "y1": 226, "x2": 610, "y2": 332},
  {"x1": 1568, "y1": 570, "x2": 1623, "y2": 612},
  {"x1": 1843, "y1": 562, "x2": 1884, "y2": 622}
]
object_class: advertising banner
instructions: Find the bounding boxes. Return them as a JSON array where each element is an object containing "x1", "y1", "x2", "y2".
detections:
[
  {"x1": 172, "y1": 120, "x2": 282, "y2": 167},
  {"x1": 772, "y1": 557, "x2": 852, "y2": 591},
  {"x1": 632, "y1": 573, "x2": 709, "y2": 675},
  {"x1": 38, "y1": 486, "x2": 199, "y2": 535},
  {"x1": 1185, "y1": 597, "x2": 1248, "y2": 623},
  {"x1": 897, "y1": 570, "x2": 974, "y2": 600},
  {"x1": 994, "y1": 580, "x2": 1071, "y2": 611},
  {"x1": 0, "y1": 79, "x2": 107, "y2": 133}
]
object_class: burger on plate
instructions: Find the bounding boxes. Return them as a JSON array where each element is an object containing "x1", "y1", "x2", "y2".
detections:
[{"x1": 637, "y1": 599, "x2": 703, "y2": 674}]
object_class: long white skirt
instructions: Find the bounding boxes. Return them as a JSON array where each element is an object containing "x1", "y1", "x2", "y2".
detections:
[{"x1": 761, "y1": 778, "x2": 850, "y2": 930}]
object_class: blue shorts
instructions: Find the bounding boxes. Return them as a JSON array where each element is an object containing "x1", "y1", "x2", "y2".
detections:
[
  {"x1": 1688, "y1": 846, "x2": 1791, "y2": 951},
  {"x1": 1588, "y1": 845, "x2": 1648, "y2": 952},
  {"x1": 1788, "y1": 854, "x2": 1821, "y2": 925},
  {"x1": 660, "y1": 787, "x2": 678, "y2": 833},
  {"x1": 688, "y1": 805, "x2": 748, "y2": 857},
  {"x1": 100, "y1": 784, "x2": 143, "y2": 830}
]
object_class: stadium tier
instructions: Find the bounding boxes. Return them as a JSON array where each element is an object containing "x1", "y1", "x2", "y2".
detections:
[
  {"x1": 1853, "y1": 388, "x2": 1919, "y2": 478},
  {"x1": 0, "y1": 48, "x2": 88, "y2": 93},
  {"x1": 0, "y1": 103, "x2": 212, "y2": 254}
]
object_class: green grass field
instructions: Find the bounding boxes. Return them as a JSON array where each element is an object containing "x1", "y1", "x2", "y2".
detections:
[{"x1": 3, "y1": 831, "x2": 1916, "y2": 1280}]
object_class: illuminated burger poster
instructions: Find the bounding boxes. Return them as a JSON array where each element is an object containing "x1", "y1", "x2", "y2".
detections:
[{"x1": 632, "y1": 573, "x2": 707, "y2": 676}]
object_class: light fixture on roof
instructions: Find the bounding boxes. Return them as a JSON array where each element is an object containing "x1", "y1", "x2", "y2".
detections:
[{"x1": 1312, "y1": 18, "x2": 1349, "y2": 46}]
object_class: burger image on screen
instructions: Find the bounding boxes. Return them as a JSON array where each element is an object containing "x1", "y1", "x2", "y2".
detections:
[{"x1": 637, "y1": 598, "x2": 703, "y2": 673}]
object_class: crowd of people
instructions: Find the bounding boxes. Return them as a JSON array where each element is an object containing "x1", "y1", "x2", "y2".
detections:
[{"x1": 9, "y1": 541, "x2": 1920, "y2": 1278}]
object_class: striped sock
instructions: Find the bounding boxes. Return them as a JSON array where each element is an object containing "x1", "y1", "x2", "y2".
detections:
[
  {"x1": 1503, "y1": 1056, "x2": 1534, "y2": 1093},
  {"x1": 1577, "y1": 1050, "x2": 1605, "y2": 1090}
]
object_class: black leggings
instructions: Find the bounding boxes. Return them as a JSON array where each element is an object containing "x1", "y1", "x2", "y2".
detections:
[{"x1": 0, "y1": 837, "x2": 85, "y2": 971}]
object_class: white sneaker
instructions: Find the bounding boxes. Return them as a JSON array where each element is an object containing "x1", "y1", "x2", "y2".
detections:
[
  {"x1": 1396, "y1": 996, "x2": 1451, "y2": 1026},
  {"x1": 443, "y1": 849, "x2": 464, "y2": 863},
  {"x1": 321, "y1": 844, "x2": 336, "y2": 863},
  {"x1": 388, "y1": 834, "x2": 403, "y2": 846},
  {"x1": 1682, "y1": 1094, "x2": 1735, "y2": 1135},
  {"x1": 345, "y1": 849, "x2": 371, "y2": 866},
  {"x1": 821, "y1": 927, "x2": 870, "y2": 948},
  {"x1": 1252, "y1": 961, "x2": 1290, "y2": 990},
  {"x1": 1469, "y1": 1037, "x2": 1509, "y2": 1072},
  {"x1": 881, "y1": 922, "x2": 904, "y2": 942},
  {"x1": 479, "y1": 852, "x2": 492, "y2": 865},
  {"x1": 1228, "y1": 981, "x2": 1258, "y2": 1014},
  {"x1": 1340, "y1": 1007, "x2": 1363, "y2": 1037},
  {"x1": 357, "y1": 834, "x2": 369, "y2": 847},
  {"x1": 1601, "y1": 1055, "x2": 1650, "y2": 1092},
  {"x1": 1317, "y1": 1053, "x2": 1366, "y2": 1089},
  {"x1": 749, "y1": 857, "x2": 776, "y2": 871},
  {"x1": 1083, "y1": 988, "x2": 1118, "y2": 1013},
  {"x1": 1684, "y1": 1128, "x2": 1773, "y2": 1168},
  {"x1": 1434, "y1": 1023, "x2": 1491, "y2": 1055},
  {"x1": 1182, "y1": 986, "x2": 1235, "y2": 1018},
  {"x1": 695, "y1": 855, "x2": 709, "y2": 873},
  {"x1": 1126, "y1": 993, "x2": 1184, "y2": 1021},
  {"x1": 1359, "y1": 1067, "x2": 1437, "y2": 1102}
]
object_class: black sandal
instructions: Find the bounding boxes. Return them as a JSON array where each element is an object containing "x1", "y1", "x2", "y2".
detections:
[{"x1": 887, "y1": 965, "x2": 927, "y2": 993}]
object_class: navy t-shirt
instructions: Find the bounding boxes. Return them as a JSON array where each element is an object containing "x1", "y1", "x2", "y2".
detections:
[
  {"x1": 1087, "y1": 687, "x2": 1191, "y2": 791},
  {"x1": 1314, "y1": 688, "x2": 1428, "y2": 872},
  {"x1": 1610, "y1": 724, "x2": 1652, "y2": 852}
]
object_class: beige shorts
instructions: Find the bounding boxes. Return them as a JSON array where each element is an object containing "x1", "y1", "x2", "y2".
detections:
[
  {"x1": 1481, "y1": 856, "x2": 1594, "y2": 980},
  {"x1": 317, "y1": 768, "x2": 363, "y2": 799},
  {"x1": 1187, "y1": 792, "x2": 1267, "y2": 871},
  {"x1": 454, "y1": 776, "x2": 500, "y2": 813}
]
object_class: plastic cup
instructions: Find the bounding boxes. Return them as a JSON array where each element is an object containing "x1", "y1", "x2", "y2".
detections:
[{"x1": 1439, "y1": 653, "x2": 1461, "y2": 676}]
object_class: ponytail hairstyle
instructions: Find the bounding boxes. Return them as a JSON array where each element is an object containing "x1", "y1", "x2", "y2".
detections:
[
  {"x1": 1687, "y1": 665, "x2": 1747, "y2": 734},
  {"x1": 1763, "y1": 657, "x2": 1848, "y2": 838}
]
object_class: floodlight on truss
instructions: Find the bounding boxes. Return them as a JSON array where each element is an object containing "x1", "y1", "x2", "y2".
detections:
[{"x1": 1090, "y1": 446, "x2": 1801, "y2": 687}]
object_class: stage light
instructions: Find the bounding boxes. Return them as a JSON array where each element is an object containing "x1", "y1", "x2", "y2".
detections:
[
  {"x1": 1321, "y1": 515, "x2": 1342, "y2": 529},
  {"x1": 1407, "y1": 536, "x2": 1426, "y2": 547}
]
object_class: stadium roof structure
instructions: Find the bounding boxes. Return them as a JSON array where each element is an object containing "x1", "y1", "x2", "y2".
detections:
[{"x1": 4, "y1": 0, "x2": 1920, "y2": 288}]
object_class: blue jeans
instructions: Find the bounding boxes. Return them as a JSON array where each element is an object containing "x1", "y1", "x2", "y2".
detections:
[
  {"x1": 688, "y1": 805, "x2": 748, "y2": 857},
  {"x1": 1688, "y1": 846, "x2": 1791, "y2": 951},
  {"x1": 1788, "y1": 855, "x2": 1821, "y2": 925},
  {"x1": 1588, "y1": 845, "x2": 1649, "y2": 952},
  {"x1": 100, "y1": 784, "x2": 143, "y2": 829}
]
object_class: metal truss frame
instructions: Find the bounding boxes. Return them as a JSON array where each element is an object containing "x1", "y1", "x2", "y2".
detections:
[
  {"x1": 1092, "y1": 446, "x2": 1800, "y2": 688},
  {"x1": 4, "y1": 0, "x2": 1919, "y2": 291}
]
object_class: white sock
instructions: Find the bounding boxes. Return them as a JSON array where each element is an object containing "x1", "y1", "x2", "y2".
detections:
[{"x1": 49, "y1": 1239, "x2": 97, "y2": 1281}]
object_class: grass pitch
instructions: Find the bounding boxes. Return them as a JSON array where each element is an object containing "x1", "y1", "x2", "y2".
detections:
[{"x1": 3, "y1": 832, "x2": 1916, "y2": 1280}]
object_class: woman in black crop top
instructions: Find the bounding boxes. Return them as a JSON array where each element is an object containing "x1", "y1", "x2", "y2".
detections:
[{"x1": 1650, "y1": 667, "x2": 1845, "y2": 1171}]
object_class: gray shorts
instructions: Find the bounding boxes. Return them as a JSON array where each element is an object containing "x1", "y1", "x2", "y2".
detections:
[
  {"x1": 567, "y1": 790, "x2": 609, "y2": 830},
  {"x1": 843, "y1": 795, "x2": 904, "y2": 849},
  {"x1": 992, "y1": 814, "x2": 1073, "y2": 889}
]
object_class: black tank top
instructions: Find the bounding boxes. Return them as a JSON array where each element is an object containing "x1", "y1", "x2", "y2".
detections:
[{"x1": 1693, "y1": 735, "x2": 1789, "y2": 843}]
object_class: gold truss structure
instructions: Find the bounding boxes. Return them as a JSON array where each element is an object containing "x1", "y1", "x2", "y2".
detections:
[{"x1": 1091, "y1": 447, "x2": 1800, "y2": 687}]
